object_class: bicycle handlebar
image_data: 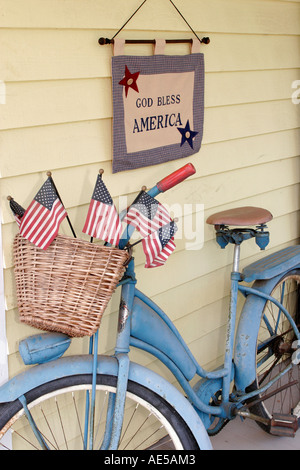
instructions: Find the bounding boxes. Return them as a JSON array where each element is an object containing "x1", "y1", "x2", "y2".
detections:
[{"x1": 156, "y1": 163, "x2": 196, "y2": 193}]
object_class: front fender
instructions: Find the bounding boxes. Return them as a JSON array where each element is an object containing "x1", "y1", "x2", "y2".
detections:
[{"x1": 0, "y1": 354, "x2": 212, "y2": 450}]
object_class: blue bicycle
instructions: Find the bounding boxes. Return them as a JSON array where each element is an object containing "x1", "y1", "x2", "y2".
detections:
[{"x1": 0, "y1": 164, "x2": 299, "y2": 450}]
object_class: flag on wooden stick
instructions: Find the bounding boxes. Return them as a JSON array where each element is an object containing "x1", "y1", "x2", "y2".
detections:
[
  {"x1": 19, "y1": 177, "x2": 67, "y2": 250},
  {"x1": 83, "y1": 173, "x2": 122, "y2": 246},
  {"x1": 142, "y1": 220, "x2": 177, "y2": 268},
  {"x1": 8, "y1": 197, "x2": 26, "y2": 227}
]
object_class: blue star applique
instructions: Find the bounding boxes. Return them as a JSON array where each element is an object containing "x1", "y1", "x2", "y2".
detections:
[{"x1": 178, "y1": 120, "x2": 198, "y2": 149}]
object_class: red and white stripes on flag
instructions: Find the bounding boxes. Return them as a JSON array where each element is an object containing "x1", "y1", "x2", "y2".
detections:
[
  {"x1": 19, "y1": 177, "x2": 67, "y2": 250},
  {"x1": 124, "y1": 191, "x2": 171, "y2": 237},
  {"x1": 83, "y1": 174, "x2": 122, "y2": 246},
  {"x1": 142, "y1": 221, "x2": 177, "y2": 268}
]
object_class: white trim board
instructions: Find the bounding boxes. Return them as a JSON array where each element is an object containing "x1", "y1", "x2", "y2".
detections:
[
  {"x1": 0, "y1": 213, "x2": 8, "y2": 387},
  {"x1": 0, "y1": 209, "x2": 11, "y2": 449}
]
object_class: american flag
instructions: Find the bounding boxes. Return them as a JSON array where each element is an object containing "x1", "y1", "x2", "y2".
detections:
[
  {"x1": 124, "y1": 191, "x2": 171, "y2": 237},
  {"x1": 9, "y1": 198, "x2": 26, "y2": 227},
  {"x1": 142, "y1": 221, "x2": 177, "y2": 268},
  {"x1": 19, "y1": 177, "x2": 67, "y2": 250},
  {"x1": 83, "y1": 174, "x2": 122, "y2": 246}
]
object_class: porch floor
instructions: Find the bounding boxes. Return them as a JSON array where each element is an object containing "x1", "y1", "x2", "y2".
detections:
[{"x1": 211, "y1": 416, "x2": 300, "y2": 450}]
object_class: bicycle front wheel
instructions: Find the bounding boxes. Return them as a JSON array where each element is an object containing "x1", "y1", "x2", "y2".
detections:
[
  {"x1": 250, "y1": 269, "x2": 300, "y2": 432},
  {"x1": 0, "y1": 374, "x2": 200, "y2": 450}
]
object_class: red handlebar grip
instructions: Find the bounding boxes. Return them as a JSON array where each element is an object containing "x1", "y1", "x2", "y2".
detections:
[{"x1": 156, "y1": 163, "x2": 196, "y2": 193}]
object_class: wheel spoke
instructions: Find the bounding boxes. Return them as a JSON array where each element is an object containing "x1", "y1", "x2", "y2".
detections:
[{"x1": 55, "y1": 397, "x2": 68, "y2": 450}]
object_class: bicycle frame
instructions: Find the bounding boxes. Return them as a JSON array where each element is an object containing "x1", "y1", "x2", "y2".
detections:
[{"x1": 101, "y1": 244, "x2": 300, "y2": 446}]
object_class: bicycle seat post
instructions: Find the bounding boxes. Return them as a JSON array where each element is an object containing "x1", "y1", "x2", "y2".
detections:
[
  {"x1": 232, "y1": 244, "x2": 241, "y2": 274},
  {"x1": 221, "y1": 239, "x2": 243, "y2": 404}
]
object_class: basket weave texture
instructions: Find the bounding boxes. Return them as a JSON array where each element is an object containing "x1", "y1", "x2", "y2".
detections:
[{"x1": 13, "y1": 234, "x2": 129, "y2": 337}]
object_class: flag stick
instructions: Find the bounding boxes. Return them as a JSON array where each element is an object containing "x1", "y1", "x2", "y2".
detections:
[
  {"x1": 46, "y1": 171, "x2": 77, "y2": 238},
  {"x1": 89, "y1": 169, "x2": 104, "y2": 244}
]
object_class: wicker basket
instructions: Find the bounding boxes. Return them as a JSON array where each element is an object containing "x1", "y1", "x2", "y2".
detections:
[{"x1": 13, "y1": 234, "x2": 130, "y2": 337}]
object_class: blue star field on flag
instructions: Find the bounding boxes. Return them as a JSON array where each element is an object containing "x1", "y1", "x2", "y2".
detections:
[{"x1": 124, "y1": 191, "x2": 171, "y2": 237}]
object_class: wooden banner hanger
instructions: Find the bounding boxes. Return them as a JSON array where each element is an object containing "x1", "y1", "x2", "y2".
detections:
[{"x1": 98, "y1": 0, "x2": 210, "y2": 47}]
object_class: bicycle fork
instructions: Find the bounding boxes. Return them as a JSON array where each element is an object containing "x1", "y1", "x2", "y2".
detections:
[
  {"x1": 100, "y1": 273, "x2": 136, "y2": 450},
  {"x1": 85, "y1": 311, "x2": 132, "y2": 450}
]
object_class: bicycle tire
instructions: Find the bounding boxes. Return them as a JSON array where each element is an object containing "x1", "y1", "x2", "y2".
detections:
[
  {"x1": 248, "y1": 269, "x2": 300, "y2": 433},
  {"x1": 0, "y1": 374, "x2": 200, "y2": 450}
]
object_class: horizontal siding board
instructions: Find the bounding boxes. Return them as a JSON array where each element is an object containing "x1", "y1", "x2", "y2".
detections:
[
  {"x1": 205, "y1": 34, "x2": 300, "y2": 73},
  {"x1": 205, "y1": 69, "x2": 300, "y2": 108},
  {"x1": 1, "y1": 30, "x2": 300, "y2": 82},
  {"x1": 1, "y1": 125, "x2": 299, "y2": 179},
  {"x1": 197, "y1": 130, "x2": 300, "y2": 178},
  {"x1": 0, "y1": 29, "x2": 112, "y2": 82},
  {"x1": 203, "y1": 100, "x2": 300, "y2": 144},
  {"x1": 0, "y1": 78, "x2": 113, "y2": 130},
  {"x1": 1, "y1": 156, "x2": 299, "y2": 225},
  {"x1": 1, "y1": 0, "x2": 300, "y2": 35},
  {"x1": 1, "y1": 69, "x2": 299, "y2": 130}
]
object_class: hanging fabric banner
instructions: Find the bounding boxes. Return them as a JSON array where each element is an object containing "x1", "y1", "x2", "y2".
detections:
[{"x1": 111, "y1": 39, "x2": 205, "y2": 173}]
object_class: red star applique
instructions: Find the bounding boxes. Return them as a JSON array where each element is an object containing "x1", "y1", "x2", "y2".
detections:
[{"x1": 119, "y1": 65, "x2": 140, "y2": 97}]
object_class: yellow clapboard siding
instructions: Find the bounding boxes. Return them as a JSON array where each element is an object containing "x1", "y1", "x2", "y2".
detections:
[
  {"x1": 203, "y1": 100, "x2": 300, "y2": 144},
  {"x1": 0, "y1": 120, "x2": 113, "y2": 178},
  {"x1": 1, "y1": 99, "x2": 299, "y2": 208},
  {"x1": 205, "y1": 34, "x2": 300, "y2": 73},
  {"x1": 1, "y1": 0, "x2": 300, "y2": 35},
  {"x1": 1, "y1": 155, "x2": 299, "y2": 226},
  {"x1": 205, "y1": 69, "x2": 300, "y2": 108},
  {"x1": 197, "y1": 130, "x2": 300, "y2": 178},
  {"x1": 1, "y1": 69, "x2": 299, "y2": 130},
  {"x1": 159, "y1": 157, "x2": 300, "y2": 211},
  {"x1": 1, "y1": 30, "x2": 300, "y2": 82},
  {"x1": 1, "y1": 125, "x2": 299, "y2": 179},
  {"x1": 0, "y1": 78, "x2": 112, "y2": 130}
]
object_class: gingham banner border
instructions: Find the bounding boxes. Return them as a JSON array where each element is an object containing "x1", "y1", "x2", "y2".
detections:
[{"x1": 111, "y1": 53, "x2": 205, "y2": 173}]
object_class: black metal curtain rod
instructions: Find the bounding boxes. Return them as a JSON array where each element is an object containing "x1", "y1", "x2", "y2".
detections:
[
  {"x1": 98, "y1": 0, "x2": 210, "y2": 47},
  {"x1": 98, "y1": 37, "x2": 210, "y2": 46}
]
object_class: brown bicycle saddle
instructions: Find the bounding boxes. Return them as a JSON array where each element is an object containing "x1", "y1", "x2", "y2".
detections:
[{"x1": 206, "y1": 206, "x2": 273, "y2": 227}]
